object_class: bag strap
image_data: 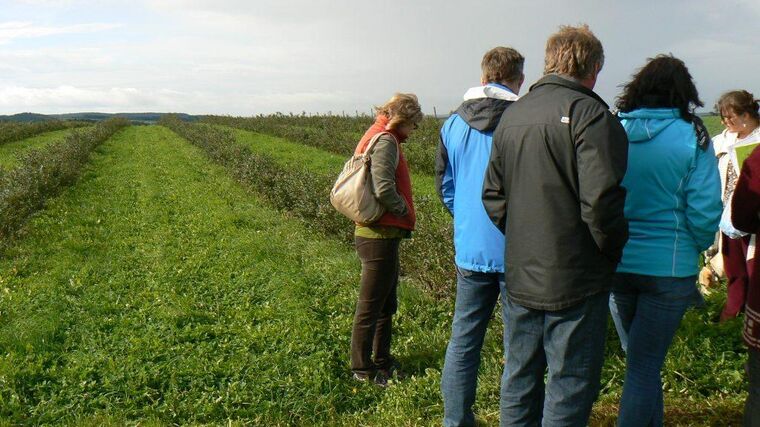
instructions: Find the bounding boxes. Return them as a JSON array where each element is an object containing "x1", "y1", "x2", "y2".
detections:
[
  {"x1": 684, "y1": 116, "x2": 712, "y2": 182},
  {"x1": 692, "y1": 116, "x2": 710, "y2": 153},
  {"x1": 364, "y1": 131, "x2": 400, "y2": 164}
]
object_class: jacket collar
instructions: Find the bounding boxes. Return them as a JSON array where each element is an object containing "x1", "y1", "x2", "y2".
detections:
[
  {"x1": 462, "y1": 83, "x2": 519, "y2": 102},
  {"x1": 530, "y1": 74, "x2": 609, "y2": 109},
  {"x1": 374, "y1": 114, "x2": 407, "y2": 143}
]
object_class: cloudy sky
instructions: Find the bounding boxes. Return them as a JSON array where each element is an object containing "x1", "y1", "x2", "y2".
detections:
[{"x1": 0, "y1": 0, "x2": 758, "y2": 115}]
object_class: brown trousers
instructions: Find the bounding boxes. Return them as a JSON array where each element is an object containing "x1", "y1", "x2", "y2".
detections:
[{"x1": 350, "y1": 237, "x2": 400, "y2": 375}]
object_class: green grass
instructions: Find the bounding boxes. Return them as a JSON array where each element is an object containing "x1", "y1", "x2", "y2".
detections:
[
  {"x1": 0, "y1": 128, "x2": 89, "y2": 170},
  {"x1": 0, "y1": 124, "x2": 748, "y2": 425},
  {"x1": 703, "y1": 115, "x2": 724, "y2": 137},
  {"x1": 0, "y1": 125, "x2": 454, "y2": 425},
  {"x1": 220, "y1": 125, "x2": 438, "y2": 195}
]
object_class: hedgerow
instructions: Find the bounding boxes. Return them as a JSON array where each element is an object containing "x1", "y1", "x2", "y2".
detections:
[
  {"x1": 0, "y1": 118, "x2": 129, "y2": 245},
  {"x1": 200, "y1": 115, "x2": 728, "y2": 179},
  {"x1": 162, "y1": 116, "x2": 455, "y2": 297},
  {"x1": 201, "y1": 114, "x2": 441, "y2": 176},
  {"x1": 0, "y1": 120, "x2": 90, "y2": 146}
]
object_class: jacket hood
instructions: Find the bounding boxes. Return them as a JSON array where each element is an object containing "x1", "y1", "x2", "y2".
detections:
[
  {"x1": 455, "y1": 84, "x2": 518, "y2": 132},
  {"x1": 618, "y1": 108, "x2": 680, "y2": 143}
]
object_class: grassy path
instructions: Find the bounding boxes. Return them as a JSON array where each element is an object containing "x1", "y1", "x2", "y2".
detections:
[{"x1": 0, "y1": 127, "x2": 90, "y2": 170}]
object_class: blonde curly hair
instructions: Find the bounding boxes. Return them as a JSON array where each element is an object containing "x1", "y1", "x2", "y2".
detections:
[{"x1": 375, "y1": 93, "x2": 423, "y2": 130}]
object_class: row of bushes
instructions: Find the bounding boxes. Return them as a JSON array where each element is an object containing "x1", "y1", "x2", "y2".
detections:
[
  {"x1": 0, "y1": 118, "x2": 130, "y2": 246},
  {"x1": 200, "y1": 114, "x2": 443, "y2": 176},
  {"x1": 161, "y1": 116, "x2": 456, "y2": 297},
  {"x1": 0, "y1": 120, "x2": 90, "y2": 146}
]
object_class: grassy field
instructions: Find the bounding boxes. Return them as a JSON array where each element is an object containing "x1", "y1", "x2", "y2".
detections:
[
  {"x1": 0, "y1": 120, "x2": 748, "y2": 426},
  {"x1": 0, "y1": 128, "x2": 89, "y2": 170},
  {"x1": 703, "y1": 115, "x2": 723, "y2": 137},
  {"x1": 0, "y1": 126, "x2": 455, "y2": 425}
]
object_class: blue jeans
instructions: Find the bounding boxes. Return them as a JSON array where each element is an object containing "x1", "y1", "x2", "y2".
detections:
[
  {"x1": 442, "y1": 266, "x2": 507, "y2": 427},
  {"x1": 500, "y1": 290, "x2": 610, "y2": 427},
  {"x1": 609, "y1": 273, "x2": 702, "y2": 427}
]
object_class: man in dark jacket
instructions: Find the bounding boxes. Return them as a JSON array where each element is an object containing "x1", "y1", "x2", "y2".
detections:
[
  {"x1": 437, "y1": 46, "x2": 524, "y2": 427},
  {"x1": 482, "y1": 25, "x2": 628, "y2": 426}
]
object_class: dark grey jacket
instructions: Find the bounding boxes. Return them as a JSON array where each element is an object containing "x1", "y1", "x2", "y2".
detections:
[{"x1": 482, "y1": 74, "x2": 629, "y2": 310}]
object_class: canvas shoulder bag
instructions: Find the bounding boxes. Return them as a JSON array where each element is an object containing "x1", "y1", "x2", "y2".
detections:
[{"x1": 330, "y1": 132, "x2": 398, "y2": 224}]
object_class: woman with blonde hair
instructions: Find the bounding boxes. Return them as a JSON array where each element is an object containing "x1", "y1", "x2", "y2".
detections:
[{"x1": 350, "y1": 93, "x2": 423, "y2": 386}]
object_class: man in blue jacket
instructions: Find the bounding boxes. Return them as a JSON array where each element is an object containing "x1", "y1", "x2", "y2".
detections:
[{"x1": 436, "y1": 46, "x2": 524, "y2": 427}]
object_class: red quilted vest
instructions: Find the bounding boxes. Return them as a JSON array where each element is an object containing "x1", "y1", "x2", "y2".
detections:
[{"x1": 354, "y1": 115, "x2": 416, "y2": 231}]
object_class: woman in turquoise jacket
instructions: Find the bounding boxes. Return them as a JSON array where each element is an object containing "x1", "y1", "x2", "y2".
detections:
[{"x1": 611, "y1": 55, "x2": 722, "y2": 427}]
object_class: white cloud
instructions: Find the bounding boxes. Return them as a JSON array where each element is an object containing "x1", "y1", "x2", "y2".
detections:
[
  {"x1": 0, "y1": 86, "x2": 189, "y2": 113},
  {"x1": 0, "y1": 21, "x2": 120, "y2": 44},
  {"x1": 0, "y1": 85, "x2": 362, "y2": 115},
  {"x1": 0, "y1": 0, "x2": 756, "y2": 115}
]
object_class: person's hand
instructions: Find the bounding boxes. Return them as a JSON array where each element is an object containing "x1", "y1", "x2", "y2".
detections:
[{"x1": 698, "y1": 266, "x2": 718, "y2": 294}]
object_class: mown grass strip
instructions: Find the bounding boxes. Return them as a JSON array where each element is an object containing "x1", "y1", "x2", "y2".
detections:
[
  {"x1": 0, "y1": 127, "x2": 92, "y2": 170},
  {"x1": 0, "y1": 119, "x2": 129, "y2": 246}
]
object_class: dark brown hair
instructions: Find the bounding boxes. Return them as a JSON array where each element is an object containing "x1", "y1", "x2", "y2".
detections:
[
  {"x1": 616, "y1": 54, "x2": 703, "y2": 122},
  {"x1": 716, "y1": 90, "x2": 760, "y2": 121},
  {"x1": 544, "y1": 24, "x2": 604, "y2": 79},
  {"x1": 481, "y1": 47, "x2": 524, "y2": 85}
]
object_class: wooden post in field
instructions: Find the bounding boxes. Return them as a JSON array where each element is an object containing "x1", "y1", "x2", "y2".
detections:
[
  {"x1": 433, "y1": 107, "x2": 438, "y2": 119},
  {"x1": 355, "y1": 110, "x2": 359, "y2": 118}
]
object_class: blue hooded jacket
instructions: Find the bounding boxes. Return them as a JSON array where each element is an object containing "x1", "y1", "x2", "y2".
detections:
[
  {"x1": 617, "y1": 108, "x2": 721, "y2": 277},
  {"x1": 435, "y1": 83, "x2": 517, "y2": 273}
]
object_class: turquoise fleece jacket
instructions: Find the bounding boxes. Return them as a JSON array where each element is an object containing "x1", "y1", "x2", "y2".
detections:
[{"x1": 617, "y1": 108, "x2": 721, "y2": 277}]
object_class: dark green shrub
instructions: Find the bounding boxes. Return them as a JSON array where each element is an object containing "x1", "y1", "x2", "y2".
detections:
[
  {"x1": 0, "y1": 120, "x2": 90, "y2": 146},
  {"x1": 200, "y1": 114, "x2": 442, "y2": 175},
  {"x1": 0, "y1": 119, "x2": 129, "y2": 246}
]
